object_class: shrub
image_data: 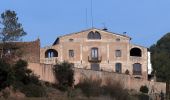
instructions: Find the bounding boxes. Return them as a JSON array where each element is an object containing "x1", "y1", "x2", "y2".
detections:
[
  {"x1": 53, "y1": 61, "x2": 74, "y2": 91},
  {"x1": 21, "y1": 84, "x2": 46, "y2": 97},
  {"x1": 138, "y1": 93, "x2": 149, "y2": 100},
  {"x1": 75, "y1": 77, "x2": 130, "y2": 100},
  {"x1": 75, "y1": 77, "x2": 102, "y2": 97},
  {"x1": 101, "y1": 78, "x2": 130, "y2": 100},
  {"x1": 0, "y1": 59, "x2": 14, "y2": 90},
  {"x1": 140, "y1": 85, "x2": 149, "y2": 93}
]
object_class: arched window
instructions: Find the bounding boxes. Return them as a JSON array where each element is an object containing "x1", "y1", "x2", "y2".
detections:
[
  {"x1": 133, "y1": 63, "x2": 142, "y2": 75},
  {"x1": 115, "y1": 63, "x2": 122, "y2": 73},
  {"x1": 130, "y1": 48, "x2": 142, "y2": 57},
  {"x1": 94, "y1": 31, "x2": 101, "y2": 39},
  {"x1": 87, "y1": 31, "x2": 101, "y2": 39},
  {"x1": 88, "y1": 31, "x2": 95, "y2": 39},
  {"x1": 45, "y1": 49, "x2": 58, "y2": 58}
]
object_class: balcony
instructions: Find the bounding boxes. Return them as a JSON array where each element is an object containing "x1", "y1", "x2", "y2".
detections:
[
  {"x1": 40, "y1": 57, "x2": 58, "y2": 64},
  {"x1": 88, "y1": 56, "x2": 102, "y2": 63},
  {"x1": 130, "y1": 56, "x2": 142, "y2": 62}
]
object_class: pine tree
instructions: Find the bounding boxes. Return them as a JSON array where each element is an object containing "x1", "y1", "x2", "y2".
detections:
[{"x1": 0, "y1": 10, "x2": 27, "y2": 58}]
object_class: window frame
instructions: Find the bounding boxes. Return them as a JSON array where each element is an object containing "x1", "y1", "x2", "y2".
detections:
[
  {"x1": 91, "y1": 47, "x2": 98, "y2": 59},
  {"x1": 69, "y1": 50, "x2": 74, "y2": 58},
  {"x1": 115, "y1": 63, "x2": 122, "y2": 73},
  {"x1": 133, "y1": 63, "x2": 142, "y2": 75},
  {"x1": 115, "y1": 50, "x2": 121, "y2": 57}
]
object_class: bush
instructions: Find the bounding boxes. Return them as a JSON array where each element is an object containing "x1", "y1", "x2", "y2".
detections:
[
  {"x1": 53, "y1": 61, "x2": 74, "y2": 91},
  {"x1": 21, "y1": 84, "x2": 46, "y2": 97},
  {"x1": 75, "y1": 77, "x2": 130, "y2": 100},
  {"x1": 138, "y1": 93, "x2": 149, "y2": 100},
  {"x1": 75, "y1": 78, "x2": 102, "y2": 97},
  {"x1": 0, "y1": 59, "x2": 14, "y2": 90},
  {"x1": 101, "y1": 78, "x2": 130, "y2": 100},
  {"x1": 140, "y1": 85, "x2": 149, "y2": 93}
]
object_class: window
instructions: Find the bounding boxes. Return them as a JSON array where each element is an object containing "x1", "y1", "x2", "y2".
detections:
[
  {"x1": 45, "y1": 49, "x2": 58, "y2": 58},
  {"x1": 91, "y1": 63, "x2": 100, "y2": 71},
  {"x1": 69, "y1": 39, "x2": 74, "y2": 42},
  {"x1": 133, "y1": 63, "x2": 142, "y2": 75},
  {"x1": 87, "y1": 31, "x2": 101, "y2": 39},
  {"x1": 115, "y1": 50, "x2": 121, "y2": 57},
  {"x1": 116, "y1": 38, "x2": 120, "y2": 42},
  {"x1": 130, "y1": 48, "x2": 142, "y2": 57},
  {"x1": 115, "y1": 63, "x2": 122, "y2": 73},
  {"x1": 88, "y1": 31, "x2": 95, "y2": 39},
  {"x1": 69, "y1": 50, "x2": 74, "y2": 57},
  {"x1": 94, "y1": 31, "x2": 101, "y2": 39},
  {"x1": 91, "y1": 48, "x2": 98, "y2": 58}
]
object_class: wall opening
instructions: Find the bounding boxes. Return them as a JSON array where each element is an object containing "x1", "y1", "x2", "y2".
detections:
[
  {"x1": 115, "y1": 63, "x2": 122, "y2": 73},
  {"x1": 87, "y1": 31, "x2": 101, "y2": 39},
  {"x1": 45, "y1": 49, "x2": 58, "y2": 58},
  {"x1": 91, "y1": 47, "x2": 98, "y2": 59},
  {"x1": 130, "y1": 48, "x2": 142, "y2": 57},
  {"x1": 133, "y1": 63, "x2": 142, "y2": 75}
]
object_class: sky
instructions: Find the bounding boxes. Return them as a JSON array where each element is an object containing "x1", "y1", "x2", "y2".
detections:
[{"x1": 1, "y1": 0, "x2": 170, "y2": 47}]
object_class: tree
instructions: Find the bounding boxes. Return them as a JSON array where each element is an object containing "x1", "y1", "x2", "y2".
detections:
[
  {"x1": 0, "y1": 10, "x2": 27, "y2": 58},
  {"x1": 0, "y1": 59, "x2": 14, "y2": 90},
  {"x1": 150, "y1": 33, "x2": 170, "y2": 82},
  {"x1": 140, "y1": 85, "x2": 149, "y2": 94},
  {"x1": 53, "y1": 61, "x2": 74, "y2": 91},
  {"x1": 13, "y1": 59, "x2": 40, "y2": 85}
]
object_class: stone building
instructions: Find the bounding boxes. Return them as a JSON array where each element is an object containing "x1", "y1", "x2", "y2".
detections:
[
  {"x1": 40, "y1": 28, "x2": 150, "y2": 80},
  {"x1": 0, "y1": 39, "x2": 40, "y2": 63}
]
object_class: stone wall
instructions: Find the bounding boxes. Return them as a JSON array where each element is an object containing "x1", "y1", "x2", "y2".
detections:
[
  {"x1": 74, "y1": 68, "x2": 166, "y2": 93},
  {"x1": 28, "y1": 63, "x2": 166, "y2": 94},
  {"x1": 40, "y1": 28, "x2": 148, "y2": 80},
  {"x1": 20, "y1": 39, "x2": 40, "y2": 63},
  {"x1": 28, "y1": 63, "x2": 55, "y2": 83}
]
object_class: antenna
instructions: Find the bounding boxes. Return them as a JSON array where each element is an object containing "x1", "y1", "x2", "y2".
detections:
[
  {"x1": 85, "y1": 8, "x2": 88, "y2": 28},
  {"x1": 90, "y1": 0, "x2": 94, "y2": 28},
  {"x1": 102, "y1": 23, "x2": 108, "y2": 31}
]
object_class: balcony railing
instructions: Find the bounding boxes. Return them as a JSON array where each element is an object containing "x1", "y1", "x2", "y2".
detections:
[
  {"x1": 133, "y1": 71, "x2": 142, "y2": 75},
  {"x1": 88, "y1": 56, "x2": 102, "y2": 63},
  {"x1": 130, "y1": 56, "x2": 142, "y2": 62},
  {"x1": 40, "y1": 57, "x2": 58, "y2": 64}
]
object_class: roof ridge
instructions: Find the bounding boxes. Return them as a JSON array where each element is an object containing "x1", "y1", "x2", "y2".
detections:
[{"x1": 58, "y1": 28, "x2": 131, "y2": 39}]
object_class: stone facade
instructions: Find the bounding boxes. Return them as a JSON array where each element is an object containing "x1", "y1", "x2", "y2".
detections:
[
  {"x1": 40, "y1": 28, "x2": 149, "y2": 80},
  {"x1": 18, "y1": 39, "x2": 40, "y2": 63},
  {"x1": 28, "y1": 63, "x2": 166, "y2": 93},
  {"x1": 0, "y1": 39, "x2": 40, "y2": 63}
]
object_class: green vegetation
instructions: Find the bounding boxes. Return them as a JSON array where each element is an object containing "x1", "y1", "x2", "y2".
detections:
[
  {"x1": 0, "y1": 59, "x2": 47, "y2": 97},
  {"x1": 150, "y1": 33, "x2": 170, "y2": 82},
  {"x1": 53, "y1": 61, "x2": 74, "y2": 91},
  {"x1": 75, "y1": 78, "x2": 130, "y2": 100},
  {"x1": 140, "y1": 85, "x2": 149, "y2": 94},
  {"x1": 75, "y1": 78, "x2": 102, "y2": 97},
  {"x1": 0, "y1": 10, "x2": 27, "y2": 59},
  {"x1": 0, "y1": 59, "x2": 14, "y2": 90}
]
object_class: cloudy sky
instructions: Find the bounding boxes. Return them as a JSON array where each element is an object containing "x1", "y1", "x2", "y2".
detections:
[{"x1": 1, "y1": 0, "x2": 170, "y2": 47}]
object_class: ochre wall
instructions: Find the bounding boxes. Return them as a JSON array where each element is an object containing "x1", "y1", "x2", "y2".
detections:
[
  {"x1": 28, "y1": 63, "x2": 166, "y2": 93},
  {"x1": 40, "y1": 28, "x2": 148, "y2": 79}
]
